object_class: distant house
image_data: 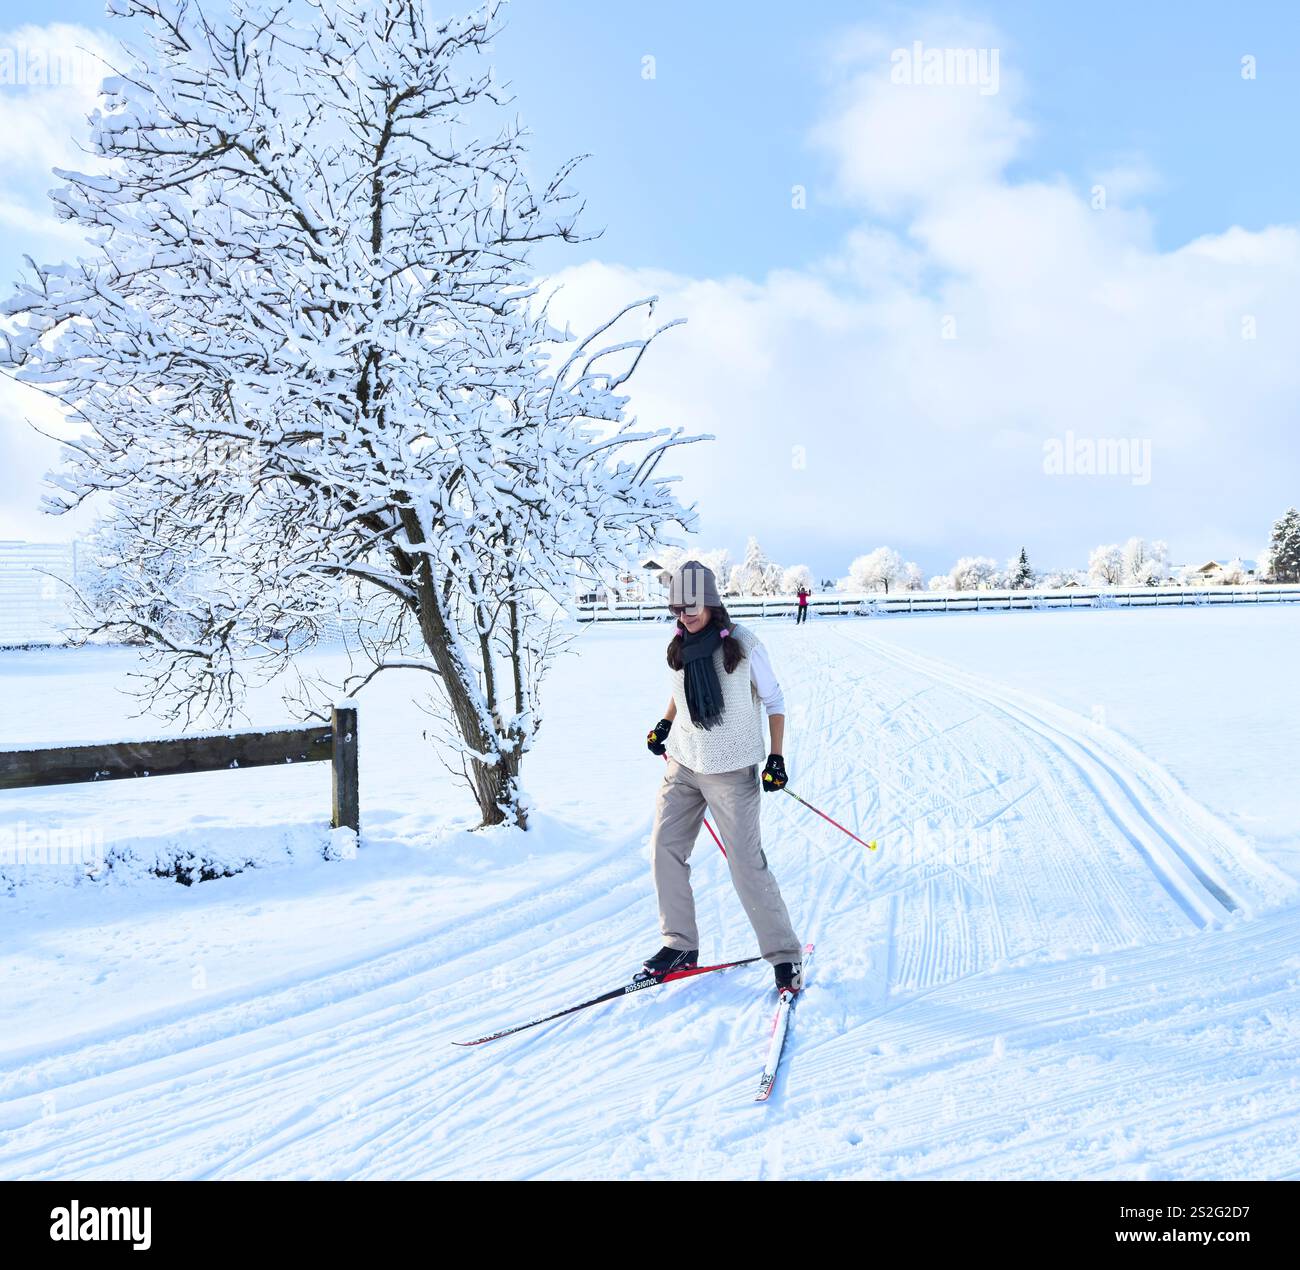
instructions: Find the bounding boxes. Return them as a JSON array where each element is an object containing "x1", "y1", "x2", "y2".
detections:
[
  {"x1": 639, "y1": 558, "x2": 670, "y2": 596},
  {"x1": 573, "y1": 557, "x2": 671, "y2": 607},
  {"x1": 1185, "y1": 559, "x2": 1257, "y2": 584}
]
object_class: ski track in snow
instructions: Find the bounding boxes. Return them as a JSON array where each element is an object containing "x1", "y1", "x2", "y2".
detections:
[{"x1": 1, "y1": 620, "x2": 1298, "y2": 1179}]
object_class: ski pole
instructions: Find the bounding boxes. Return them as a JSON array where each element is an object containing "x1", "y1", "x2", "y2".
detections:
[
  {"x1": 783, "y1": 787, "x2": 877, "y2": 851},
  {"x1": 661, "y1": 752, "x2": 727, "y2": 858}
]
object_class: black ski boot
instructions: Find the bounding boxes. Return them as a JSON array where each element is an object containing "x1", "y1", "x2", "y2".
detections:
[
  {"x1": 774, "y1": 961, "x2": 804, "y2": 993},
  {"x1": 640, "y1": 946, "x2": 699, "y2": 980}
]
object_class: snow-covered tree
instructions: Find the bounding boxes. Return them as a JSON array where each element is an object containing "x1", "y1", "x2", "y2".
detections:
[
  {"x1": 1088, "y1": 544, "x2": 1124, "y2": 586},
  {"x1": 732, "y1": 536, "x2": 779, "y2": 595},
  {"x1": 73, "y1": 512, "x2": 216, "y2": 648},
  {"x1": 902, "y1": 561, "x2": 924, "y2": 591},
  {"x1": 1268, "y1": 507, "x2": 1300, "y2": 582},
  {"x1": 651, "y1": 546, "x2": 686, "y2": 573},
  {"x1": 928, "y1": 575, "x2": 949, "y2": 592},
  {"x1": 0, "y1": 0, "x2": 700, "y2": 829},
  {"x1": 781, "y1": 564, "x2": 813, "y2": 594},
  {"x1": 1121, "y1": 537, "x2": 1169, "y2": 587},
  {"x1": 847, "y1": 547, "x2": 904, "y2": 594},
  {"x1": 1121, "y1": 537, "x2": 1148, "y2": 585},
  {"x1": 697, "y1": 548, "x2": 733, "y2": 590},
  {"x1": 1040, "y1": 567, "x2": 1081, "y2": 588},
  {"x1": 948, "y1": 556, "x2": 999, "y2": 591},
  {"x1": 1220, "y1": 557, "x2": 1248, "y2": 585},
  {"x1": 1008, "y1": 547, "x2": 1034, "y2": 589}
]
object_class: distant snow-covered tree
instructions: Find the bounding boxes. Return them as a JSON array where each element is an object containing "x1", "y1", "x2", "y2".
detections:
[
  {"x1": 1121, "y1": 537, "x2": 1169, "y2": 587},
  {"x1": 1268, "y1": 507, "x2": 1300, "y2": 582},
  {"x1": 948, "y1": 556, "x2": 999, "y2": 591},
  {"x1": 781, "y1": 564, "x2": 813, "y2": 594},
  {"x1": 1220, "y1": 557, "x2": 1248, "y2": 585},
  {"x1": 848, "y1": 547, "x2": 904, "y2": 594},
  {"x1": 1088, "y1": 544, "x2": 1124, "y2": 586},
  {"x1": 697, "y1": 548, "x2": 733, "y2": 589},
  {"x1": 1040, "y1": 568, "x2": 1081, "y2": 588},
  {"x1": 732, "y1": 536, "x2": 779, "y2": 595},
  {"x1": 0, "y1": 0, "x2": 700, "y2": 829},
  {"x1": 1121, "y1": 537, "x2": 1148, "y2": 585},
  {"x1": 1008, "y1": 547, "x2": 1034, "y2": 589},
  {"x1": 902, "y1": 561, "x2": 924, "y2": 591},
  {"x1": 928, "y1": 575, "x2": 948, "y2": 592}
]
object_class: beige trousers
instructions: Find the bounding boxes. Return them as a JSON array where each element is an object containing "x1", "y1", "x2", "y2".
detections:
[{"x1": 650, "y1": 757, "x2": 802, "y2": 965}]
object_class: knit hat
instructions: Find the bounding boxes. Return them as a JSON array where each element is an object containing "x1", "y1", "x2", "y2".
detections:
[{"x1": 660, "y1": 559, "x2": 722, "y2": 613}]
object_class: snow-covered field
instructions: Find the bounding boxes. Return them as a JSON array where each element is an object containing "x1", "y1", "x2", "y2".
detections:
[{"x1": 2, "y1": 608, "x2": 1298, "y2": 1179}]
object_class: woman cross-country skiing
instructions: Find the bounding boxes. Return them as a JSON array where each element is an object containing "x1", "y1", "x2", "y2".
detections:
[{"x1": 642, "y1": 559, "x2": 804, "y2": 993}]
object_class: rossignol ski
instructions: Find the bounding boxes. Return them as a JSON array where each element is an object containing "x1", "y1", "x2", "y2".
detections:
[
  {"x1": 754, "y1": 942, "x2": 814, "y2": 1102},
  {"x1": 453, "y1": 955, "x2": 764, "y2": 1047}
]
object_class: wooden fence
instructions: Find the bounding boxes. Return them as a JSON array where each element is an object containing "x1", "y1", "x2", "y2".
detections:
[
  {"x1": 0, "y1": 704, "x2": 360, "y2": 834},
  {"x1": 577, "y1": 584, "x2": 1300, "y2": 623}
]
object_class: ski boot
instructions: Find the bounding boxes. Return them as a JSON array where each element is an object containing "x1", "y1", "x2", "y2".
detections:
[
  {"x1": 639, "y1": 946, "x2": 699, "y2": 981},
  {"x1": 774, "y1": 961, "x2": 804, "y2": 993}
]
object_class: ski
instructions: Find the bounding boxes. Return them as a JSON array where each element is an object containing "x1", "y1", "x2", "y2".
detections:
[
  {"x1": 453, "y1": 955, "x2": 765, "y2": 1047},
  {"x1": 754, "y1": 942, "x2": 814, "y2": 1102}
]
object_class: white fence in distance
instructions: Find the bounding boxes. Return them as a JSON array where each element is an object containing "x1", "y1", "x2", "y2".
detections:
[
  {"x1": 0, "y1": 540, "x2": 80, "y2": 647},
  {"x1": 0, "y1": 539, "x2": 351, "y2": 649},
  {"x1": 575, "y1": 584, "x2": 1300, "y2": 623},
  {"x1": 6, "y1": 538, "x2": 1298, "y2": 643}
]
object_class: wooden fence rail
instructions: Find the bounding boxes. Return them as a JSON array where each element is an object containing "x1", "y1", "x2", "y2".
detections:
[{"x1": 0, "y1": 704, "x2": 359, "y2": 834}]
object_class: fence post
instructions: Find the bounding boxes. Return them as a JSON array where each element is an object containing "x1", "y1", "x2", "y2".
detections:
[{"x1": 332, "y1": 703, "x2": 360, "y2": 835}]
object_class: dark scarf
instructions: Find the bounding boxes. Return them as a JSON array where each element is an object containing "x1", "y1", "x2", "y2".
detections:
[{"x1": 679, "y1": 623, "x2": 726, "y2": 729}]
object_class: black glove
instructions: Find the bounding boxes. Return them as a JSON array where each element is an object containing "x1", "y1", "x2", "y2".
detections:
[
  {"x1": 761, "y1": 753, "x2": 788, "y2": 792},
  {"x1": 647, "y1": 718, "x2": 673, "y2": 756}
]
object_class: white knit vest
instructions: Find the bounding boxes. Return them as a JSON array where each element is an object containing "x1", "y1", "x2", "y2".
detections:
[{"x1": 665, "y1": 623, "x2": 767, "y2": 775}]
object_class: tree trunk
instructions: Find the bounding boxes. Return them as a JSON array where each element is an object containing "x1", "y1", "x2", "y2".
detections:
[
  {"x1": 469, "y1": 748, "x2": 524, "y2": 830},
  {"x1": 399, "y1": 509, "x2": 527, "y2": 829}
]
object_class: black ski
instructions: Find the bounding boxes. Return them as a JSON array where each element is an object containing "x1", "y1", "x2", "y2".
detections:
[{"x1": 453, "y1": 955, "x2": 764, "y2": 1047}]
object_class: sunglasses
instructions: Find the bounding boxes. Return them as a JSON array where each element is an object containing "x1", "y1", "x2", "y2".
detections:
[{"x1": 669, "y1": 603, "x2": 706, "y2": 617}]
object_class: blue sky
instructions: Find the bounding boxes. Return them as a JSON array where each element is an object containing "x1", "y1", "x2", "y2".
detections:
[
  {"x1": 498, "y1": 0, "x2": 1300, "y2": 276},
  {"x1": 2, "y1": 1, "x2": 1298, "y2": 578}
]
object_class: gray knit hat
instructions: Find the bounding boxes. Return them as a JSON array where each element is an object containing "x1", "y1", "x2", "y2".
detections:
[{"x1": 660, "y1": 559, "x2": 722, "y2": 613}]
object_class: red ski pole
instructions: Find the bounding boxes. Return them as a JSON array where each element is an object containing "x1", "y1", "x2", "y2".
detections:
[
  {"x1": 660, "y1": 753, "x2": 727, "y2": 858},
  {"x1": 783, "y1": 787, "x2": 877, "y2": 851}
]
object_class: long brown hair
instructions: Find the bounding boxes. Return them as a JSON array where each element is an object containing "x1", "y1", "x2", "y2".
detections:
[{"x1": 667, "y1": 605, "x2": 743, "y2": 674}]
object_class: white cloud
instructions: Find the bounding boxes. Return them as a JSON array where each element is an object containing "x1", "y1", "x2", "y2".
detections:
[
  {"x1": 1090, "y1": 155, "x2": 1163, "y2": 205},
  {"x1": 810, "y1": 16, "x2": 1030, "y2": 217},
  {"x1": 0, "y1": 24, "x2": 116, "y2": 172},
  {"x1": 0, "y1": 374, "x2": 88, "y2": 541},
  {"x1": 0, "y1": 23, "x2": 117, "y2": 541}
]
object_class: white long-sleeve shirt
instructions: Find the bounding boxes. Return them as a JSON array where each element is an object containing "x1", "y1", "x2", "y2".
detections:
[{"x1": 747, "y1": 640, "x2": 786, "y2": 717}]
